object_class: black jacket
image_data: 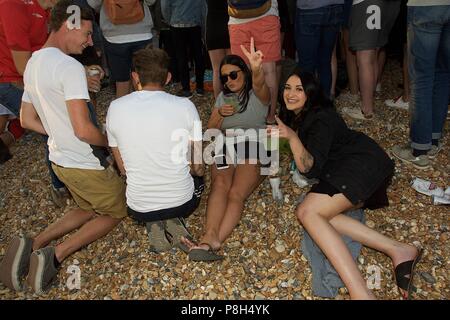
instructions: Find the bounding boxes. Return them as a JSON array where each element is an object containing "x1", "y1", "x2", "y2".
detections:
[{"x1": 298, "y1": 107, "x2": 394, "y2": 205}]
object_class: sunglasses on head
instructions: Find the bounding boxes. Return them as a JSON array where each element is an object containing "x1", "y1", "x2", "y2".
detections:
[{"x1": 220, "y1": 70, "x2": 242, "y2": 83}]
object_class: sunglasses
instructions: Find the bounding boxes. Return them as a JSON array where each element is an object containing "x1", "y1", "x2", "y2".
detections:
[{"x1": 220, "y1": 70, "x2": 242, "y2": 84}]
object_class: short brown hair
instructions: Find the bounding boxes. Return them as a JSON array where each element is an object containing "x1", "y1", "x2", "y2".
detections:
[
  {"x1": 49, "y1": 0, "x2": 94, "y2": 32},
  {"x1": 132, "y1": 48, "x2": 170, "y2": 87}
]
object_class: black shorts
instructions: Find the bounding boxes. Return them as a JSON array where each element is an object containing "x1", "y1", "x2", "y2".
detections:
[
  {"x1": 310, "y1": 174, "x2": 392, "y2": 210},
  {"x1": 349, "y1": 0, "x2": 401, "y2": 50},
  {"x1": 127, "y1": 176, "x2": 205, "y2": 222},
  {"x1": 206, "y1": 12, "x2": 230, "y2": 50}
]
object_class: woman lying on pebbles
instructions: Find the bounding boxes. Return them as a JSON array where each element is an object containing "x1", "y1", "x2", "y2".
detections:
[{"x1": 270, "y1": 69, "x2": 422, "y2": 300}]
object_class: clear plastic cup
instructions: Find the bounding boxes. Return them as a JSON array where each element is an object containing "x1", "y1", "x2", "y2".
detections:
[{"x1": 223, "y1": 93, "x2": 240, "y2": 112}]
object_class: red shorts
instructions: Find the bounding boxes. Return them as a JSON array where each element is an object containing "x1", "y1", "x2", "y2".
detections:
[{"x1": 229, "y1": 15, "x2": 281, "y2": 64}]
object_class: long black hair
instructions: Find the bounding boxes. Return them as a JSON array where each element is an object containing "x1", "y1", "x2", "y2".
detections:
[
  {"x1": 219, "y1": 54, "x2": 253, "y2": 114},
  {"x1": 280, "y1": 69, "x2": 334, "y2": 133}
]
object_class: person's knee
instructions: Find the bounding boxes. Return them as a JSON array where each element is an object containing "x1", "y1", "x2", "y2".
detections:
[
  {"x1": 227, "y1": 187, "x2": 246, "y2": 204},
  {"x1": 212, "y1": 176, "x2": 232, "y2": 193},
  {"x1": 295, "y1": 204, "x2": 316, "y2": 224}
]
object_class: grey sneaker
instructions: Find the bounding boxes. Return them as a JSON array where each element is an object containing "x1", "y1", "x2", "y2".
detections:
[
  {"x1": 27, "y1": 246, "x2": 59, "y2": 295},
  {"x1": 145, "y1": 221, "x2": 172, "y2": 253},
  {"x1": 50, "y1": 186, "x2": 69, "y2": 208},
  {"x1": 0, "y1": 234, "x2": 33, "y2": 291},
  {"x1": 164, "y1": 217, "x2": 193, "y2": 253},
  {"x1": 427, "y1": 143, "x2": 442, "y2": 159},
  {"x1": 391, "y1": 145, "x2": 430, "y2": 170}
]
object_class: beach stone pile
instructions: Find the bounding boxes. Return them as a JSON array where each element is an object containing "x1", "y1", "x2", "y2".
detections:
[{"x1": 0, "y1": 60, "x2": 448, "y2": 300}]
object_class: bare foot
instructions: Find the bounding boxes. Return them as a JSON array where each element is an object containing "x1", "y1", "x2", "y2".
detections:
[
  {"x1": 180, "y1": 236, "x2": 221, "y2": 252},
  {"x1": 391, "y1": 244, "x2": 421, "y2": 299}
]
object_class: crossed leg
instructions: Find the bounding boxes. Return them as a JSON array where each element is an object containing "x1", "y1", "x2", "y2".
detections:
[{"x1": 297, "y1": 192, "x2": 418, "y2": 299}]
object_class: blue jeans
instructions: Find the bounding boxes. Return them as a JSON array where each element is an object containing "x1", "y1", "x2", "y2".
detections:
[
  {"x1": 0, "y1": 83, "x2": 22, "y2": 117},
  {"x1": 295, "y1": 4, "x2": 343, "y2": 96},
  {"x1": 408, "y1": 6, "x2": 450, "y2": 151}
]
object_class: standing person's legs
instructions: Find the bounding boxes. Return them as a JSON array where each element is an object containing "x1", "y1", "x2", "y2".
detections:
[
  {"x1": 262, "y1": 61, "x2": 278, "y2": 122},
  {"x1": 319, "y1": 5, "x2": 343, "y2": 97},
  {"x1": 356, "y1": 49, "x2": 377, "y2": 116},
  {"x1": 160, "y1": 29, "x2": 179, "y2": 83},
  {"x1": 172, "y1": 27, "x2": 191, "y2": 95},
  {"x1": 403, "y1": 44, "x2": 410, "y2": 102},
  {"x1": 342, "y1": 28, "x2": 359, "y2": 96},
  {"x1": 431, "y1": 14, "x2": 450, "y2": 147},
  {"x1": 188, "y1": 26, "x2": 205, "y2": 93},
  {"x1": 212, "y1": 49, "x2": 230, "y2": 96},
  {"x1": 295, "y1": 8, "x2": 321, "y2": 77},
  {"x1": 408, "y1": 7, "x2": 446, "y2": 154},
  {"x1": 104, "y1": 39, "x2": 150, "y2": 98},
  {"x1": 331, "y1": 43, "x2": 338, "y2": 98},
  {"x1": 376, "y1": 48, "x2": 386, "y2": 91},
  {"x1": 209, "y1": 49, "x2": 231, "y2": 98}
]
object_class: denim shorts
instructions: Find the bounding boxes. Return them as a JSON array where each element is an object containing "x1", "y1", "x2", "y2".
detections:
[
  {"x1": 104, "y1": 39, "x2": 151, "y2": 82},
  {"x1": 0, "y1": 83, "x2": 23, "y2": 117}
]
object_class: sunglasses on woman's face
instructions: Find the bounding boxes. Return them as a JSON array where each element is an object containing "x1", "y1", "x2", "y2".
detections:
[{"x1": 220, "y1": 70, "x2": 242, "y2": 83}]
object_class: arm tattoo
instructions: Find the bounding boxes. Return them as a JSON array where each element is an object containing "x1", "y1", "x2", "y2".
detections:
[{"x1": 300, "y1": 150, "x2": 314, "y2": 173}]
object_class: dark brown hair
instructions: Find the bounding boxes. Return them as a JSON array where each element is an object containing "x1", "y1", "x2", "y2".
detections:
[
  {"x1": 132, "y1": 47, "x2": 170, "y2": 87},
  {"x1": 49, "y1": 0, "x2": 94, "y2": 32}
]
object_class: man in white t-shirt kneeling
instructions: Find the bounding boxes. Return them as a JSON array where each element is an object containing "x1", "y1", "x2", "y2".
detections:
[
  {"x1": 0, "y1": 0, "x2": 127, "y2": 295},
  {"x1": 106, "y1": 47, "x2": 205, "y2": 253}
]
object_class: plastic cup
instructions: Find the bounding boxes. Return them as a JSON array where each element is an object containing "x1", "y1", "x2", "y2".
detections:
[{"x1": 223, "y1": 93, "x2": 240, "y2": 112}]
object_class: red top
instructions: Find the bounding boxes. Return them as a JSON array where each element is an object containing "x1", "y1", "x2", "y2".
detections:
[{"x1": 0, "y1": 0, "x2": 49, "y2": 83}]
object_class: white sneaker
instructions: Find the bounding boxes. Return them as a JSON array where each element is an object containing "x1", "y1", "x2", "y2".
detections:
[
  {"x1": 375, "y1": 83, "x2": 382, "y2": 92},
  {"x1": 342, "y1": 107, "x2": 374, "y2": 121},
  {"x1": 385, "y1": 96, "x2": 409, "y2": 110},
  {"x1": 411, "y1": 177, "x2": 445, "y2": 197}
]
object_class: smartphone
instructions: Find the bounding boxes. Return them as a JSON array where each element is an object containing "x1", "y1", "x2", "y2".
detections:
[{"x1": 214, "y1": 154, "x2": 229, "y2": 170}]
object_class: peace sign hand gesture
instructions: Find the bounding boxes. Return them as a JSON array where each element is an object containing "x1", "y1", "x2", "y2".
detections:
[{"x1": 240, "y1": 37, "x2": 264, "y2": 73}]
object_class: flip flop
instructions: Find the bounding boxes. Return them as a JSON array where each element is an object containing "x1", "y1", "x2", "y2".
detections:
[
  {"x1": 188, "y1": 243, "x2": 223, "y2": 262},
  {"x1": 394, "y1": 248, "x2": 423, "y2": 300}
]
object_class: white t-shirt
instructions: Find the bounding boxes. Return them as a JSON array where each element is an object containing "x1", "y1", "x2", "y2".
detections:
[
  {"x1": 106, "y1": 90, "x2": 202, "y2": 212},
  {"x1": 22, "y1": 48, "x2": 105, "y2": 170}
]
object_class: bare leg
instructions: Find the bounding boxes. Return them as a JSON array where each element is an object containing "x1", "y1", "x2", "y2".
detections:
[
  {"x1": 356, "y1": 49, "x2": 377, "y2": 115},
  {"x1": 217, "y1": 163, "x2": 265, "y2": 243},
  {"x1": 343, "y1": 29, "x2": 359, "y2": 95},
  {"x1": 377, "y1": 48, "x2": 386, "y2": 90},
  {"x1": 209, "y1": 48, "x2": 231, "y2": 98},
  {"x1": 33, "y1": 208, "x2": 96, "y2": 251},
  {"x1": 296, "y1": 193, "x2": 375, "y2": 299},
  {"x1": 262, "y1": 61, "x2": 278, "y2": 123},
  {"x1": 402, "y1": 44, "x2": 410, "y2": 102},
  {"x1": 115, "y1": 81, "x2": 131, "y2": 98},
  {"x1": 55, "y1": 215, "x2": 122, "y2": 262},
  {"x1": 329, "y1": 214, "x2": 418, "y2": 268},
  {"x1": 198, "y1": 165, "x2": 235, "y2": 249},
  {"x1": 331, "y1": 43, "x2": 338, "y2": 98}
]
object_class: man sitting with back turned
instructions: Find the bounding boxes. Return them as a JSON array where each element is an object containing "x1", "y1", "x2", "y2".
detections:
[{"x1": 106, "y1": 47, "x2": 205, "y2": 253}]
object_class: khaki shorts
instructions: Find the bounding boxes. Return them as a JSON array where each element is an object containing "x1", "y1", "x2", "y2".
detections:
[
  {"x1": 229, "y1": 15, "x2": 281, "y2": 63},
  {"x1": 51, "y1": 164, "x2": 127, "y2": 219}
]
